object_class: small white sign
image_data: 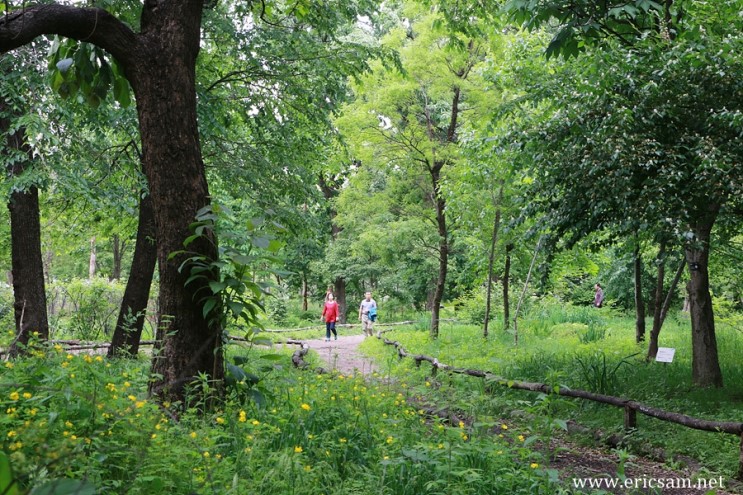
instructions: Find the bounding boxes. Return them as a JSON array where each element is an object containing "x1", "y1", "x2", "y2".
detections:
[{"x1": 656, "y1": 347, "x2": 676, "y2": 363}]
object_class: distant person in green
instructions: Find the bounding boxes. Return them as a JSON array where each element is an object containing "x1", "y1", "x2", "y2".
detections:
[{"x1": 358, "y1": 291, "x2": 377, "y2": 337}]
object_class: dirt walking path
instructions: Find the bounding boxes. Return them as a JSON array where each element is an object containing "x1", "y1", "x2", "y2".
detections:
[{"x1": 297, "y1": 333, "x2": 378, "y2": 375}]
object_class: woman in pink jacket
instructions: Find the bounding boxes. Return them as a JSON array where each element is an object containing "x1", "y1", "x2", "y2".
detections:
[{"x1": 322, "y1": 293, "x2": 339, "y2": 341}]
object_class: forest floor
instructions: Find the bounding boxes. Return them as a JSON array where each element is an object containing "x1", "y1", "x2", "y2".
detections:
[{"x1": 297, "y1": 333, "x2": 740, "y2": 495}]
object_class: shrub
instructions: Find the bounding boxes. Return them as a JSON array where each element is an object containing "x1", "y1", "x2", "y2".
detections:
[
  {"x1": 453, "y1": 286, "x2": 499, "y2": 325},
  {"x1": 48, "y1": 278, "x2": 124, "y2": 340},
  {"x1": 265, "y1": 296, "x2": 288, "y2": 325}
]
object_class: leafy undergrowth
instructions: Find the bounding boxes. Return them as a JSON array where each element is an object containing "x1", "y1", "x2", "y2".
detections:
[
  {"x1": 2, "y1": 341, "x2": 564, "y2": 495},
  {"x1": 362, "y1": 303, "x2": 743, "y2": 480}
]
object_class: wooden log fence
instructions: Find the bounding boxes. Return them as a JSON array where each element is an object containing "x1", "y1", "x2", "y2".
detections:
[
  {"x1": 381, "y1": 336, "x2": 743, "y2": 480},
  {"x1": 263, "y1": 319, "x2": 458, "y2": 333},
  {"x1": 0, "y1": 319, "x2": 435, "y2": 357}
]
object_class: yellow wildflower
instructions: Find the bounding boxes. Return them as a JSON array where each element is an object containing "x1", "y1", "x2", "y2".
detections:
[
  {"x1": 9, "y1": 391, "x2": 19, "y2": 401},
  {"x1": 530, "y1": 463, "x2": 539, "y2": 469},
  {"x1": 301, "y1": 403, "x2": 311, "y2": 411},
  {"x1": 294, "y1": 446, "x2": 303, "y2": 453}
]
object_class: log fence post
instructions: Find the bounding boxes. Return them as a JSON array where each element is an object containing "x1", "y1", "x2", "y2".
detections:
[{"x1": 624, "y1": 404, "x2": 637, "y2": 430}]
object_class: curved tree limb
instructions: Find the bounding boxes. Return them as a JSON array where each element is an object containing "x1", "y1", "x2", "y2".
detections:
[{"x1": 0, "y1": 4, "x2": 137, "y2": 67}]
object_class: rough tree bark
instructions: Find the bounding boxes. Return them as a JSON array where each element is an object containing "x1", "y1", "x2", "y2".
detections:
[
  {"x1": 1, "y1": 98, "x2": 49, "y2": 354},
  {"x1": 0, "y1": 2, "x2": 223, "y2": 402},
  {"x1": 685, "y1": 210, "x2": 723, "y2": 388},
  {"x1": 108, "y1": 194, "x2": 157, "y2": 357}
]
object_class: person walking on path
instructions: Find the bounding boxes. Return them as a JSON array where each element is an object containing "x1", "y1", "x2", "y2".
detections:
[
  {"x1": 322, "y1": 293, "x2": 339, "y2": 341},
  {"x1": 359, "y1": 291, "x2": 377, "y2": 337},
  {"x1": 594, "y1": 283, "x2": 605, "y2": 308}
]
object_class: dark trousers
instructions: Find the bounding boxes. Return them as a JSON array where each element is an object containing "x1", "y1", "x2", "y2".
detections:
[{"x1": 326, "y1": 321, "x2": 337, "y2": 339}]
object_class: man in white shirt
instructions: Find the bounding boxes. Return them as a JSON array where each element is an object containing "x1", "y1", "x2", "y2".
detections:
[{"x1": 358, "y1": 291, "x2": 377, "y2": 337}]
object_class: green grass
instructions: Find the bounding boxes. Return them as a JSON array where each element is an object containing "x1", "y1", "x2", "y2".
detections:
[
  {"x1": 363, "y1": 303, "x2": 743, "y2": 479},
  {"x1": 1, "y1": 333, "x2": 563, "y2": 494},
  {"x1": 3, "y1": 301, "x2": 741, "y2": 493}
]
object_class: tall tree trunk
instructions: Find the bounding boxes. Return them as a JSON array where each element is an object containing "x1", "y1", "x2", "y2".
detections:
[
  {"x1": 334, "y1": 277, "x2": 347, "y2": 324},
  {"x1": 429, "y1": 164, "x2": 448, "y2": 339},
  {"x1": 483, "y1": 183, "x2": 504, "y2": 338},
  {"x1": 503, "y1": 243, "x2": 513, "y2": 330},
  {"x1": 128, "y1": 3, "x2": 223, "y2": 401},
  {"x1": 647, "y1": 256, "x2": 685, "y2": 360},
  {"x1": 2, "y1": 105, "x2": 49, "y2": 354},
  {"x1": 110, "y1": 234, "x2": 124, "y2": 281},
  {"x1": 633, "y1": 243, "x2": 646, "y2": 343},
  {"x1": 319, "y1": 173, "x2": 347, "y2": 323},
  {"x1": 89, "y1": 236, "x2": 97, "y2": 279},
  {"x1": 301, "y1": 276, "x2": 308, "y2": 312},
  {"x1": 109, "y1": 194, "x2": 157, "y2": 357},
  {"x1": 686, "y1": 213, "x2": 723, "y2": 387}
]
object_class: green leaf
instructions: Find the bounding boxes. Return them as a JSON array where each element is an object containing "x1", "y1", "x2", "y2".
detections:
[
  {"x1": 0, "y1": 451, "x2": 19, "y2": 495},
  {"x1": 113, "y1": 76, "x2": 131, "y2": 108},
  {"x1": 209, "y1": 280, "x2": 227, "y2": 294},
  {"x1": 202, "y1": 298, "x2": 218, "y2": 318},
  {"x1": 523, "y1": 435, "x2": 540, "y2": 446},
  {"x1": 553, "y1": 419, "x2": 569, "y2": 431},
  {"x1": 251, "y1": 236, "x2": 271, "y2": 249}
]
